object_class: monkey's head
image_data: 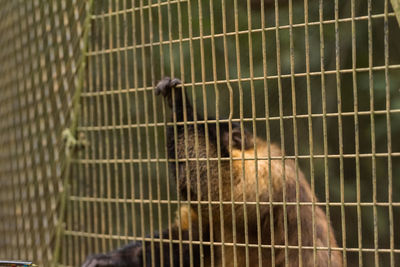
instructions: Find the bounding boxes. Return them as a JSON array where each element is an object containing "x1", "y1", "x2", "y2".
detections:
[
  {"x1": 172, "y1": 120, "x2": 255, "y2": 206},
  {"x1": 220, "y1": 122, "x2": 254, "y2": 154}
]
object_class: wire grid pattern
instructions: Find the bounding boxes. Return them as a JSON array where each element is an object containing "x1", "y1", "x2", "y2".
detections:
[
  {"x1": 0, "y1": 0, "x2": 90, "y2": 266},
  {"x1": 64, "y1": 0, "x2": 398, "y2": 266}
]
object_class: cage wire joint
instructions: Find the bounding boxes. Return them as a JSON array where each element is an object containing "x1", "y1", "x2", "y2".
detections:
[
  {"x1": 391, "y1": 0, "x2": 400, "y2": 26},
  {"x1": 62, "y1": 128, "x2": 89, "y2": 157}
]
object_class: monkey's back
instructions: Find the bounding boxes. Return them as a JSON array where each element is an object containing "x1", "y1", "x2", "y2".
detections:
[{"x1": 218, "y1": 141, "x2": 343, "y2": 267}]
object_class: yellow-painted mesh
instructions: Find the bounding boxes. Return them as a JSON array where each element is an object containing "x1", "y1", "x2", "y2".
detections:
[
  {"x1": 63, "y1": 1, "x2": 400, "y2": 266},
  {"x1": 0, "y1": 0, "x2": 400, "y2": 267},
  {"x1": 0, "y1": 0, "x2": 90, "y2": 266}
]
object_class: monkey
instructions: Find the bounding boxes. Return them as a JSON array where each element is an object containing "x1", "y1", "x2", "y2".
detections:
[{"x1": 82, "y1": 77, "x2": 342, "y2": 267}]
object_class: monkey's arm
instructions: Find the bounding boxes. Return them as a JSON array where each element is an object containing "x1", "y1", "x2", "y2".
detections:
[
  {"x1": 82, "y1": 242, "x2": 142, "y2": 267},
  {"x1": 82, "y1": 206, "x2": 202, "y2": 267},
  {"x1": 81, "y1": 228, "x2": 198, "y2": 267}
]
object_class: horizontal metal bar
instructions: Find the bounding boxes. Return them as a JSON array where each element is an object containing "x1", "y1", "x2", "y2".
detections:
[
  {"x1": 80, "y1": 64, "x2": 400, "y2": 97},
  {"x1": 76, "y1": 109, "x2": 400, "y2": 131},
  {"x1": 87, "y1": 13, "x2": 397, "y2": 56},
  {"x1": 63, "y1": 230, "x2": 400, "y2": 253},
  {"x1": 68, "y1": 196, "x2": 400, "y2": 207},
  {"x1": 91, "y1": 0, "x2": 188, "y2": 19},
  {"x1": 71, "y1": 151, "x2": 400, "y2": 164}
]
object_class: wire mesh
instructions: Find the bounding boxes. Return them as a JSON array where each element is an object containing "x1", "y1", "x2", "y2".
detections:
[
  {"x1": 62, "y1": 0, "x2": 400, "y2": 266},
  {"x1": 0, "y1": 0, "x2": 399, "y2": 267},
  {"x1": 0, "y1": 0, "x2": 90, "y2": 266}
]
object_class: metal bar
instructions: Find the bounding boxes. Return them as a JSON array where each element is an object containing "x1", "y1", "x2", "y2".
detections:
[
  {"x1": 274, "y1": 1, "x2": 290, "y2": 264},
  {"x1": 63, "y1": 229, "x2": 400, "y2": 253},
  {"x1": 384, "y1": 1, "x2": 395, "y2": 266},
  {"x1": 233, "y1": 0, "x2": 250, "y2": 265},
  {"x1": 78, "y1": 65, "x2": 400, "y2": 96},
  {"x1": 186, "y1": 0, "x2": 197, "y2": 265},
  {"x1": 319, "y1": 0, "x2": 333, "y2": 265},
  {"x1": 367, "y1": 1, "x2": 379, "y2": 266},
  {"x1": 138, "y1": 0, "x2": 156, "y2": 265},
  {"x1": 351, "y1": 0, "x2": 363, "y2": 265},
  {"x1": 75, "y1": 109, "x2": 400, "y2": 130},
  {"x1": 156, "y1": 1, "x2": 175, "y2": 266},
  {"x1": 147, "y1": 1, "x2": 165, "y2": 265},
  {"x1": 303, "y1": 0, "x2": 318, "y2": 264},
  {"x1": 71, "y1": 151, "x2": 400, "y2": 163},
  {"x1": 197, "y1": 0, "x2": 208, "y2": 266},
  {"x1": 334, "y1": 1, "x2": 347, "y2": 266},
  {"x1": 120, "y1": 0, "x2": 134, "y2": 255},
  {"x1": 87, "y1": 13, "x2": 398, "y2": 55},
  {"x1": 260, "y1": 0, "x2": 276, "y2": 265},
  {"x1": 68, "y1": 196, "x2": 400, "y2": 207},
  {"x1": 220, "y1": 0, "x2": 237, "y2": 265},
  {"x1": 288, "y1": 0, "x2": 303, "y2": 265},
  {"x1": 131, "y1": 1, "x2": 148, "y2": 265}
]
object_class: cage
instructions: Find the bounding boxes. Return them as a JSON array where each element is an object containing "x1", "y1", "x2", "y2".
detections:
[{"x1": 0, "y1": 0, "x2": 400, "y2": 266}]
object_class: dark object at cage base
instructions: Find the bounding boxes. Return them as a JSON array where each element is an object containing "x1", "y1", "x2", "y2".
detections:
[{"x1": 0, "y1": 261, "x2": 37, "y2": 267}]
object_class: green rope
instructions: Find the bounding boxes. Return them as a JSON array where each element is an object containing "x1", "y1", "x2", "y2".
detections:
[
  {"x1": 52, "y1": 0, "x2": 94, "y2": 266},
  {"x1": 391, "y1": 0, "x2": 400, "y2": 26}
]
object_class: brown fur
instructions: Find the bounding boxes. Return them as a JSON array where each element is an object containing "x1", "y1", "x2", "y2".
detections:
[
  {"x1": 176, "y1": 140, "x2": 342, "y2": 267},
  {"x1": 156, "y1": 77, "x2": 343, "y2": 267}
]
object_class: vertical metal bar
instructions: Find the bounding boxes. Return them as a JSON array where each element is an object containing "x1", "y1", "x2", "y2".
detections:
[
  {"x1": 100, "y1": 6, "x2": 114, "y2": 253},
  {"x1": 128, "y1": 0, "x2": 147, "y2": 264},
  {"x1": 319, "y1": 0, "x2": 333, "y2": 265},
  {"x1": 107, "y1": 0, "x2": 122, "y2": 250},
  {"x1": 94, "y1": 12, "x2": 107, "y2": 253},
  {"x1": 367, "y1": 1, "x2": 379, "y2": 266},
  {"x1": 196, "y1": 1, "x2": 207, "y2": 266},
  {"x1": 245, "y1": 0, "x2": 263, "y2": 265},
  {"x1": 185, "y1": 1, "x2": 198, "y2": 265},
  {"x1": 147, "y1": 2, "x2": 165, "y2": 266},
  {"x1": 80, "y1": 5, "x2": 93, "y2": 257},
  {"x1": 166, "y1": 0, "x2": 184, "y2": 266},
  {"x1": 303, "y1": 0, "x2": 318, "y2": 265},
  {"x1": 115, "y1": 0, "x2": 130, "y2": 253},
  {"x1": 131, "y1": 1, "x2": 149, "y2": 265},
  {"x1": 175, "y1": 1, "x2": 192, "y2": 266},
  {"x1": 334, "y1": 1, "x2": 347, "y2": 266},
  {"x1": 206, "y1": 0, "x2": 227, "y2": 264},
  {"x1": 287, "y1": 0, "x2": 303, "y2": 265},
  {"x1": 233, "y1": 0, "x2": 250, "y2": 265},
  {"x1": 138, "y1": 1, "x2": 156, "y2": 266},
  {"x1": 273, "y1": 0, "x2": 290, "y2": 265},
  {"x1": 71, "y1": 0, "x2": 88, "y2": 260},
  {"x1": 122, "y1": 0, "x2": 138, "y2": 250},
  {"x1": 384, "y1": 2, "x2": 394, "y2": 266},
  {"x1": 79, "y1": 14, "x2": 95, "y2": 258},
  {"x1": 261, "y1": 0, "x2": 276, "y2": 265},
  {"x1": 87, "y1": 11, "x2": 100, "y2": 254},
  {"x1": 156, "y1": 1, "x2": 175, "y2": 265},
  {"x1": 351, "y1": 0, "x2": 363, "y2": 265},
  {"x1": 219, "y1": 0, "x2": 230, "y2": 264}
]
